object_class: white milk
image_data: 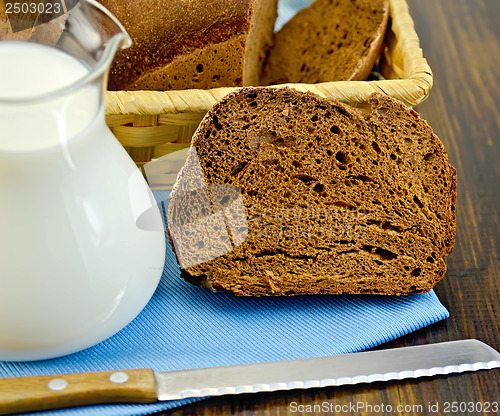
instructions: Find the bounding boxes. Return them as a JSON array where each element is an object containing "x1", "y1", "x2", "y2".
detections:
[{"x1": 0, "y1": 42, "x2": 166, "y2": 360}]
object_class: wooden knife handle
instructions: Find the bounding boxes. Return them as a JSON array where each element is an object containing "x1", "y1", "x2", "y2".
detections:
[{"x1": 0, "y1": 369, "x2": 157, "y2": 415}]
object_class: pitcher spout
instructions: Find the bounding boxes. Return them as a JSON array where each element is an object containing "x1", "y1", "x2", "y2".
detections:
[{"x1": 58, "y1": 0, "x2": 132, "y2": 71}]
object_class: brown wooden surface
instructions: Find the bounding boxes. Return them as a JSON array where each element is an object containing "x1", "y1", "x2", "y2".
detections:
[{"x1": 156, "y1": 0, "x2": 500, "y2": 414}]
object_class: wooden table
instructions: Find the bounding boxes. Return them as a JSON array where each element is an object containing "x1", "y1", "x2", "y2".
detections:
[{"x1": 161, "y1": 0, "x2": 500, "y2": 414}]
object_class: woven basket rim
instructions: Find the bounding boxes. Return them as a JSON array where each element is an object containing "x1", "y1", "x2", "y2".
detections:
[{"x1": 105, "y1": 0, "x2": 432, "y2": 116}]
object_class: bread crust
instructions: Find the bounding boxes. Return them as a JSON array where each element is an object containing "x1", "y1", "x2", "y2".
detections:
[
  {"x1": 351, "y1": 0, "x2": 390, "y2": 80},
  {"x1": 100, "y1": 0, "x2": 276, "y2": 91}
]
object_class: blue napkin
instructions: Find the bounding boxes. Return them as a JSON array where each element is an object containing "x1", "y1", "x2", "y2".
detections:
[{"x1": 0, "y1": 191, "x2": 449, "y2": 416}]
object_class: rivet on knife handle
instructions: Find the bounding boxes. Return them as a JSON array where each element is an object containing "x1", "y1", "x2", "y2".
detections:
[{"x1": 0, "y1": 368, "x2": 157, "y2": 415}]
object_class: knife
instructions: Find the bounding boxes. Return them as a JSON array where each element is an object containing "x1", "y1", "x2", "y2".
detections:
[{"x1": 1, "y1": 339, "x2": 499, "y2": 415}]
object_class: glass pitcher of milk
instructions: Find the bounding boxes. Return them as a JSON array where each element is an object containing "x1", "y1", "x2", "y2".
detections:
[{"x1": 0, "y1": 1, "x2": 166, "y2": 361}]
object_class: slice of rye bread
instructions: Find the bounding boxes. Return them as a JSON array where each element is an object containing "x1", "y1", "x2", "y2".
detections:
[
  {"x1": 261, "y1": 0, "x2": 389, "y2": 85},
  {"x1": 168, "y1": 87, "x2": 457, "y2": 296}
]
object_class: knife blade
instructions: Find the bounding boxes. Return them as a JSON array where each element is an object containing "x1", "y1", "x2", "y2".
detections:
[{"x1": 0, "y1": 339, "x2": 499, "y2": 414}]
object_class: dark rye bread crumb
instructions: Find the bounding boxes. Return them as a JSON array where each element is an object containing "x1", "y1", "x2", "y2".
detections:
[
  {"x1": 261, "y1": 0, "x2": 389, "y2": 85},
  {"x1": 100, "y1": 0, "x2": 278, "y2": 91},
  {"x1": 168, "y1": 87, "x2": 457, "y2": 296}
]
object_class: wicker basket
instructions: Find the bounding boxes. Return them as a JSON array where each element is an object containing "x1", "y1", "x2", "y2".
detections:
[{"x1": 105, "y1": 0, "x2": 432, "y2": 170}]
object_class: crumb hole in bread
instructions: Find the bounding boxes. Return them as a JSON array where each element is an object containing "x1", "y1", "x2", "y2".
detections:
[
  {"x1": 231, "y1": 161, "x2": 248, "y2": 175},
  {"x1": 374, "y1": 247, "x2": 398, "y2": 260},
  {"x1": 292, "y1": 160, "x2": 302, "y2": 168},
  {"x1": 390, "y1": 153, "x2": 397, "y2": 160},
  {"x1": 330, "y1": 125, "x2": 341, "y2": 134},
  {"x1": 427, "y1": 256, "x2": 435, "y2": 263},
  {"x1": 313, "y1": 183, "x2": 324, "y2": 193},
  {"x1": 413, "y1": 195, "x2": 424, "y2": 209},
  {"x1": 362, "y1": 245, "x2": 398, "y2": 261},
  {"x1": 382, "y1": 222, "x2": 403, "y2": 232},
  {"x1": 411, "y1": 267, "x2": 422, "y2": 277},
  {"x1": 335, "y1": 106, "x2": 350, "y2": 118},
  {"x1": 372, "y1": 141, "x2": 382, "y2": 154},
  {"x1": 311, "y1": 115, "x2": 319, "y2": 122},
  {"x1": 423, "y1": 152, "x2": 434, "y2": 161},
  {"x1": 294, "y1": 174, "x2": 316, "y2": 184},
  {"x1": 335, "y1": 151, "x2": 348, "y2": 164}
]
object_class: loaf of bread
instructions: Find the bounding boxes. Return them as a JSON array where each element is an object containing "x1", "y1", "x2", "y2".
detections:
[
  {"x1": 261, "y1": 0, "x2": 389, "y2": 85},
  {"x1": 99, "y1": 0, "x2": 278, "y2": 91},
  {"x1": 168, "y1": 87, "x2": 456, "y2": 296}
]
